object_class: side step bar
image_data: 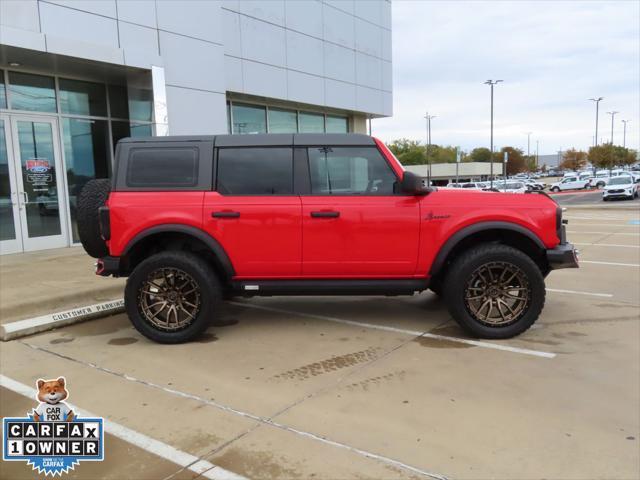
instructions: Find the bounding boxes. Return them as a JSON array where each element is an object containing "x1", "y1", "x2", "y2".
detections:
[{"x1": 231, "y1": 279, "x2": 429, "y2": 297}]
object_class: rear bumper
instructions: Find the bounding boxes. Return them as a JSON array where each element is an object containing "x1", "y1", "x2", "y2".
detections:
[
  {"x1": 546, "y1": 242, "x2": 579, "y2": 270},
  {"x1": 96, "y1": 256, "x2": 121, "y2": 277}
]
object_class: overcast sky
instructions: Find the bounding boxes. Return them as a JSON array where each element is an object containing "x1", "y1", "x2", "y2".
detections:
[{"x1": 372, "y1": 0, "x2": 640, "y2": 156}]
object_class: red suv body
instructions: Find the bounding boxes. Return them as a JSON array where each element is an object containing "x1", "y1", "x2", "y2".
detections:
[{"x1": 78, "y1": 134, "x2": 578, "y2": 343}]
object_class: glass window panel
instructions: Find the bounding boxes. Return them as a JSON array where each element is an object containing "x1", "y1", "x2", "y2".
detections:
[
  {"x1": 325, "y1": 115, "x2": 348, "y2": 133},
  {"x1": 8, "y1": 72, "x2": 57, "y2": 112},
  {"x1": 127, "y1": 147, "x2": 198, "y2": 187},
  {"x1": 0, "y1": 120, "x2": 16, "y2": 241},
  {"x1": 111, "y1": 121, "x2": 152, "y2": 151},
  {"x1": 0, "y1": 71, "x2": 6, "y2": 109},
  {"x1": 59, "y1": 78, "x2": 107, "y2": 117},
  {"x1": 227, "y1": 102, "x2": 231, "y2": 133},
  {"x1": 16, "y1": 121, "x2": 61, "y2": 237},
  {"x1": 232, "y1": 104, "x2": 266, "y2": 134},
  {"x1": 268, "y1": 108, "x2": 297, "y2": 133},
  {"x1": 108, "y1": 84, "x2": 153, "y2": 121},
  {"x1": 217, "y1": 148, "x2": 293, "y2": 194},
  {"x1": 298, "y1": 112, "x2": 324, "y2": 133},
  {"x1": 61, "y1": 118, "x2": 110, "y2": 242},
  {"x1": 308, "y1": 147, "x2": 397, "y2": 195}
]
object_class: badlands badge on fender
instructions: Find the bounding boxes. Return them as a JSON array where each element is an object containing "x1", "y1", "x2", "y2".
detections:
[{"x1": 2, "y1": 377, "x2": 104, "y2": 476}]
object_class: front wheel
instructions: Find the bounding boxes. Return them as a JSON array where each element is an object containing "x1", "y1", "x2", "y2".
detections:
[
  {"x1": 125, "y1": 251, "x2": 221, "y2": 343},
  {"x1": 443, "y1": 244, "x2": 545, "y2": 339}
]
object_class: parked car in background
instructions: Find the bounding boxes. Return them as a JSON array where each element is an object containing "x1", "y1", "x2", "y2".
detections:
[
  {"x1": 461, "y1": 181, "x2": 489, "y2": 190},
  {"x1": 549, "y1": 175, "x2": 590, "y2": 192},
  {"x1": 603, "y1": 176, "x2": 639, "y2": 201},
  {"x1": 487, "y1": 181, "x2": 528, "y2": 193},
  {"x1": 524, "y1": 180, "x2": 546, "y2": 191},
  {"x1": 445, "y1": 182, "x2": 463, "y2": 188}
]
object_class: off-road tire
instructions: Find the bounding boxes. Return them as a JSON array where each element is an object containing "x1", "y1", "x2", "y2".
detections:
[
  {"x1": 77, "y1": 179, "x2": 111, "y2": 258},
  {"x1": 442, "y1": 244, "x2": 545, "y2": 339},
  {"x1": 125, "y1": 251, "x2": 222, "y2": 343}
]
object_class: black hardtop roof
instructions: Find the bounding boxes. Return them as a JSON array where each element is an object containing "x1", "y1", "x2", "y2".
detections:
[{"x1": 118, "y1": 133, "x2": 375, "y2": 147}]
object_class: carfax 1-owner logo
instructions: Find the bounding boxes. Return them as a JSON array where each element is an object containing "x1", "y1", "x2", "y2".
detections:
[{"x1": 2, "y1": 377, "x2": 104, "y2": 476}]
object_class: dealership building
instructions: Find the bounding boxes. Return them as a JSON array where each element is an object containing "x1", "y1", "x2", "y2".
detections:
[{"x1": 0, "y1": 0, "x2": 392, "y2": 254}]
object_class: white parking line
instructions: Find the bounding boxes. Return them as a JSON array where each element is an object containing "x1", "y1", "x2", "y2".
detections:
[
  {"x1": 546, "y1": 288, "x2": 613, "y2": 298},
  {"x1": 228, "y1": 302, "x2": 556, "y2": 359},
  {"x1": 0, "y1": 374, "x2": 246, "y2": 480},
  {"x1": 574, "y1": 242, "x2": 640, "y2": 248},
  {"x1": 565, "y1": 215, "x2": 638, "y2": 220},
  {"x1": 566, "y1": 223, "x2": 639, "y2": 227},
  {"x1": 580, "y1": 260, "x2": 640, "y2": 267},
  {"x1": 568, "y1": 231, "x2": 639, "y2": 236},
  {"x1": 14, "y1": 347, "x2": 449, "y2": 480}
]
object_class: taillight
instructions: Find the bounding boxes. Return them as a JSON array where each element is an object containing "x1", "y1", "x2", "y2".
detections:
[{"x1": 98, "y1": 206, "x2": 110, "y2": 240}]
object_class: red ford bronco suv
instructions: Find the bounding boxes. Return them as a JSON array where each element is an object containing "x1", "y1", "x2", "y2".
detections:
[{"x1": 77, "y1": 134, "x2": 578, "y2": 344}]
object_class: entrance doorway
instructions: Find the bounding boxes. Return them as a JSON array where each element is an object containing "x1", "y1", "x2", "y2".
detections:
[{"x1": 0, "y1": 114, "x2": 68, "y2": 254}]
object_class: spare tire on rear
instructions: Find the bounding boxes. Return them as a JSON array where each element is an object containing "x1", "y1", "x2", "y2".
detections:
[{"x1": 77, "y1": 179, "x2": 111, "y2": 258}]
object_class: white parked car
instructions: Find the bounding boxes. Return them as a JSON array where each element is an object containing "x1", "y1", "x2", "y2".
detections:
[
  {"x1": 603, "y1": 176, "x2": 638, "y2": 200},
  {"x1": 524, "y1": 180, "x2": 545, "y2": 191},
  {"x1": 549, "y1": 175, "x2": 590, "y2": 192},
  {"x1": 487, "y1": 181, "x2": 528, "y2": 193},
  {"x1": 461, "y1": 181, "x2": 489, "y2": 190}
]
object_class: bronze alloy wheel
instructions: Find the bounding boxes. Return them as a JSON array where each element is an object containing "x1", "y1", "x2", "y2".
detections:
[
  {"x1": 138, "y1": 267, "x2": 201, "y2": 331},
  {"x1": 463, "y1": 261, "x2": 530, "y2": 327}
]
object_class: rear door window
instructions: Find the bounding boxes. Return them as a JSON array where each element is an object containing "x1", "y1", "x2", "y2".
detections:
[{"x1": 216, "y1": 147, "x2": 293, "y2": 195}]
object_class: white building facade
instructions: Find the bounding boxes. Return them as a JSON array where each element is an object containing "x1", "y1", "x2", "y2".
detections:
[{"x1": 0, "y1": 0, "x2": 393, "y2": 254}]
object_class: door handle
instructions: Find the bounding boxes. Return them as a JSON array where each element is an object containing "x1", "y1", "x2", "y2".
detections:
[
  {"x1": 211, "y1": 211, "x2": 240, "y2": 218},
  {"x1": 310, "y1": 211, "x2": 340, "y2": 218},
  {"x1": 19, "y1": 192, "x2": 28, "y2": 206}
]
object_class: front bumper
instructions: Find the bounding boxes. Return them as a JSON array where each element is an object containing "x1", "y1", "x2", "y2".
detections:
[
  {"x1": 546, "y1": 242, "x2": 579, "y2": 270},
  {"x1": 96, "y1": 256, "x2": 121, "y2": 277}
]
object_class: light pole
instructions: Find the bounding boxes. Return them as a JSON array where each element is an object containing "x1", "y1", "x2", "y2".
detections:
[
  {"x1": 588, "y1": 97, "x2": 603, "y2": 146},
  {"x1": 607, "y1": 111, "x2": 619, "y2": 144},
  {"x1": 485, "y1": 80, "x2": 503, "y2": 187},
  {"x1": 424, "y1": 111, "x2": 436, "y2": 183},
  {"x1": 535, "y1": 140, "x2": 539, "y2": 168},
  {"x1": 525, "y1": 131, "x2": 532, "y2": 159},
  {"x1": 621, "y1": 119, "x2": 630, "y2": 148}
]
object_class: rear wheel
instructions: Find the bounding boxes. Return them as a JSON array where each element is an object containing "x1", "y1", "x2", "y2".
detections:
[
  {"x1": 125, "y1": 251, "x2": 221, "y2": 343},
  {"x1": 551, "y1": 186, "x2": 560, "y2": 192},
  {"x1": 443, "y1": 244, "x2": 545, "y2": 339}
]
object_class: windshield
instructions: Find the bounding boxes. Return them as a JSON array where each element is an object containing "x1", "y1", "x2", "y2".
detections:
[{"x1": 608, "y1": 177, "x2": 633, "y2": 185}]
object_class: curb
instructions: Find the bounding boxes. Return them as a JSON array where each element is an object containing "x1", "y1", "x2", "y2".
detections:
[{"x1": 1, "y1": 299, "x2": 125, "y2": 341}]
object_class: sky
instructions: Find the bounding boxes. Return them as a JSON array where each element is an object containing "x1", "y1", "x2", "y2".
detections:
[{"x1": 372, "y1": 0, "x2": 640, "y2": 156}]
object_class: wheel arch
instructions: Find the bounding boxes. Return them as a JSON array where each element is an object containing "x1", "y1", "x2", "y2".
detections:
[
  {"x1": 121, "y1": 224, "x2": 235, "y2": 280},
  {"x1": 429, "y1": 221, "x2": 548, "y2": 279}
]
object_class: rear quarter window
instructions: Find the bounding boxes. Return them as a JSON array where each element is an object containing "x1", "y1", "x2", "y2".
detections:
[{"x1": 127, "y1": 147, "x2": 198, "y2": 187}]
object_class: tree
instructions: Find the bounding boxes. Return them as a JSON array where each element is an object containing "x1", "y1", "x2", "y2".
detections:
[
  {"x1": 613, "y1": 145, "x2": 638, "y2": 168},
  {"x1": 588, "y1": 143, "x2": 617, "y2": 172},
  {"x1": 467, "y1": 147, "x2": 492, "y2": 163},
  {"x1": 387, "y1": 138, "x2": 426, "y2": 166},
  {"x1": 560, "y1": 148, "x2": 588, "y2": 171},
  {"x1": 500, "y1": 146, "x2": 526, "y2": 175}
]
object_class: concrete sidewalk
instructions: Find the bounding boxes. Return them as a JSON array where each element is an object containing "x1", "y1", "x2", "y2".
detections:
[{"x1": 0, "y1": 247, "x2": 124, "y2": 327}]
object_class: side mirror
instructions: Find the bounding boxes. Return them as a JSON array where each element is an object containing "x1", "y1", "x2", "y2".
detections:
[{"x1": 401, "y1": 171, "x2": 429, "y2": 195}]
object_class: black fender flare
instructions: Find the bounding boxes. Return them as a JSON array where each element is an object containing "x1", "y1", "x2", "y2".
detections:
[
  {"x1": 122, "y1": 224, "x2": 235, "y2": 278},
  {"x1": 429, "y1": 221, "x2": 546, "y2": 277}
]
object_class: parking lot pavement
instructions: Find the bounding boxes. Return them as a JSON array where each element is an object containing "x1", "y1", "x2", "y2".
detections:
[{"x1": 1, "y1": 204, "x2": 638, "y2": 480}]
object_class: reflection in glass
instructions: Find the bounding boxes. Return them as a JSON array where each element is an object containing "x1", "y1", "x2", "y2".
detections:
[
  {"x1": 59, "y1": 78, "x2": 107, "y2": 117},
  {"x1": 61, "y1": 118, "x2": 109, "y2": 242},
  {"x1": 108, "y1": 84, "x2": 153, "y2": 121},
  {"x1": 0, "y1": 120, "x2": 16, "y2": 241},
  {"x1": 8, "y1": 72, "x2": 57, "y2": 113},
  {"x1": 16, "y1": 121, "x2": 61, "y2": 237},
  {"x1": 111, "y1": 121, "x2": 152, "y2": 151},
  {"x1": 268, "y1": 108, "x2": 297, "y2": 133},
  {"x1": 298, "y1": 112, "x2": 324, "y2": 133},
  {"x1": 0, "y1": 71, "x2": 6, "y2": 109},
  {"x1": 325, "y1": 115, "x2": 348, "y2": 133},
  {"x1": 232, "y1": 104, "x2": 266, "y2": 134}
]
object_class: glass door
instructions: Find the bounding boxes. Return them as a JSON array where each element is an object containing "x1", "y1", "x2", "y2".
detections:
[
  {"x1": 0, "y1": 115, "x2": 22, "y2": 254},
  {"x1": 8, "y1": 115, "x2": 68, "y2": 252}
]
